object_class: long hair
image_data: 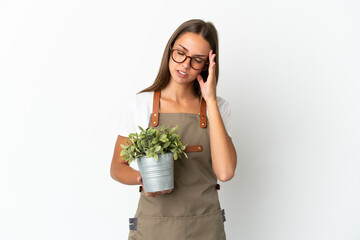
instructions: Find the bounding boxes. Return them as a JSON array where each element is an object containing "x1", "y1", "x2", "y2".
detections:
[{"x1": 139, "y1": 19, "x2": 219, "y2": 98}]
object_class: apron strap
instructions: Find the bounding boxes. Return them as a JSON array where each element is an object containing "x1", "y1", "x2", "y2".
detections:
[
  {"x1": 185, "y1": 145, "x2": 203, "y2": 152},
  {"x1": 151, "y1": 90, "x2": 160, "y2": 127},
  {"x1": 151, "y1": 90, "x2": 207, "y2": 128},
  {"x1": 200, "y1": 98, "x2": 207, "y2": 128}
]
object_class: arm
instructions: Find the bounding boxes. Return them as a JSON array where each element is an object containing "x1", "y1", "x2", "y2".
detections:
[
  {"x1": 197, "y1": 50, "x2": 237, "y2": 182},
  {"x1": 207, "y1": 100, "x2": 237, "y2": 182},
  {"x1": 110, "y1": 135, "x2": 173, "y2": 196},
  {"x1": 110, "y1": 135, "x2": 140, "y2": 185}
]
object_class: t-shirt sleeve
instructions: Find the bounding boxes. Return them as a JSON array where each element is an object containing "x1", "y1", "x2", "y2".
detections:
[
  {"x1": 117, "y1": 94, "x2": 137, "y2": 137},
  {"x1": 217, "y1": 96, "x2": 232, "y2": 138}
]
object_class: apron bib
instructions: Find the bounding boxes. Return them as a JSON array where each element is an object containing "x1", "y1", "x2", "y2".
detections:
[{"x1": 128, "y1": 91, "x2": 226, "y2": 240}]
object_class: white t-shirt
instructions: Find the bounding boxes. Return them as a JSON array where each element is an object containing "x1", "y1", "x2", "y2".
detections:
[{"x1": 118, "y1": 91, "x2": 232, "y2": 138}]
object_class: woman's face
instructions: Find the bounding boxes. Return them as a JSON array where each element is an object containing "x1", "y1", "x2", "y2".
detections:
[{"x1": 169, "y1": 32, "x2": 211, "y2": 85}]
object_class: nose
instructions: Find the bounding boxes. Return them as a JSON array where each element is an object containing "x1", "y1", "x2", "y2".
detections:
[{"x1": 181, "y1": 57, "x2": 191, "y2": 70}]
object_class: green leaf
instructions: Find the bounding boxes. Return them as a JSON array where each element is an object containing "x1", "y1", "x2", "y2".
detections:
[
  {"x1": 174, "y1": 152, "x2": 178, "y2": 160},
  {"x1": 147, "y1": 128, "x2": 156, "y2": 135},
  {"x1": 129, "y1": 133, "x2": 137, "y2": 138},
  {"x1": 171, "y1": 125, "x2": 178, "y2": 133},
  {"x1": 120, "y1": 149, "x2": 127, "y2": 156},
  {"x1": 120, "y1": 144, "x2": 129, "y2": 149},
  {"x1": 142, "y1": 140, "x2": 149, "y2": 148},
  {"x1": 154, "y1": 153, "x2": 159, "y2": 161},
  {"x1": 163, "y1": 141, "x2": 170, "y2": 149},
  {"x1": 155, "y1": 146, "x2": 161, "y2": 152},
  {"x1": 159, "y1": 134, "x2": 168, "y2": 142}
]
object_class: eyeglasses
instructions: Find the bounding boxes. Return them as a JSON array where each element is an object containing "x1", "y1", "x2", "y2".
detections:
[{"x1": 170, "y1": 49, "x2": 208, "y2": 70}]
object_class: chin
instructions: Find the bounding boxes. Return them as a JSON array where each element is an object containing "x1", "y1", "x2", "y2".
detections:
[
  {"x1": 173, "y1": 77, "x2": 195, "y2": 85},
  {"x1": 170, "y1": 72, "x2": 196, "y2": 85}
]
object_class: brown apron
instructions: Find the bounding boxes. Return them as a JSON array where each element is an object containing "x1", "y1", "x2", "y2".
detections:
[{"x1": 128, "y1": 90, "x2": 226, "y2": 240}]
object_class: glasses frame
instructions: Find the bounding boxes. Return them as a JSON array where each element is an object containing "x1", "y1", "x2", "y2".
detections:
[{"x1": 170, "y1": 49, "x2": 209, "y2": 70}]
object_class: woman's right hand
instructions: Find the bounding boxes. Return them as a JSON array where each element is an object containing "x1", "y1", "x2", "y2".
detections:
[{"x1": 136, "y1": 176, "x2": 173, "y2": 197}]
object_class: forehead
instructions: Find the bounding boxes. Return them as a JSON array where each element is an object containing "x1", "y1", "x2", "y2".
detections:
[{"x1": 173, "y1": 32, "x2": 211, "y2": 55}]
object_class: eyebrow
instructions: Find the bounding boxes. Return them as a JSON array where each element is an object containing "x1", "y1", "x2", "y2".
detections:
[{"x1": 178, "y1": 44, "x2": 208, "y2": 57}]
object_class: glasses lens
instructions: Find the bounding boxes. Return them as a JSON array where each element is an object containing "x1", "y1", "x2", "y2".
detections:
[
  {"x1": 171, "y1": 49, "x2": 206, "y2": 70},
  {"x1": 191, "y1": 58, "x2": 205, "y2": 70},
  {"x1": 172, "y1": 50, "x2": 186, "y2": 63}
]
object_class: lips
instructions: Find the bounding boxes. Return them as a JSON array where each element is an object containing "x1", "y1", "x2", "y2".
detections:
[{"x1": 176, "y1": 70, "x2": 188, "y2": 78}]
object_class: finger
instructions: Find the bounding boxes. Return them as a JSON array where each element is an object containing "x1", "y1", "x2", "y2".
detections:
[
  {"x1": 208, "y1": 62, "x2": 215, "y2": 73},
  {"x1": 208, "y1": 53, "x2": 216, "y2": 74},
  {"x1": 153, "y1": 192, "x2": 161, "y2": 197},
  {"x1": 136, "y1": 176, "x2": 142, "y2": 184},
  {"x1": 155, "y1": 189, "x2": 172, "y2": 195},
  {"x1": 209, "y1": 50, "x2": 215, "y2": 64},
  {"x1": 208, "y1": 49, "x2": 215, "y2": 61},
  {"x1": 146, "y1": 192, "x2": 156, "y2": 197},
  {"x1": 208, "y1": 50, "x2": 215, "y2": 64},
  {"x1": 197, "y1": 74, "x2": 205, "y2": 87}
]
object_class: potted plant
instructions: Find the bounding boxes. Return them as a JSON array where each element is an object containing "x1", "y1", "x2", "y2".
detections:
[{"x1": 120, "y1": 124, "x2": 188, "y2": 193}]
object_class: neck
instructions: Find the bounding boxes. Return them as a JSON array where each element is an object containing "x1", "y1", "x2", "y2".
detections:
[{"x1": 161, "y1": 78, "x2": 198, "y2": 102}]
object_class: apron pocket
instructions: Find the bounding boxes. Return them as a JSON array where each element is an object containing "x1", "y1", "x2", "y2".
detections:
[{"x1": 128, "y1": 209, "x2": 226, "y2": 240}]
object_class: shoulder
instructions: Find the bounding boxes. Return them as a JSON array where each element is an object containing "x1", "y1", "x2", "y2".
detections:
[
  {"x1": 216, "y1": 95, "x2": 229, "y2": 106},
  {"x1": 134, "y1": 91, "x2": 154, "y2": 113},
  {"x1": 133, "y1": 91, "x2": 154, "y2": 130},
  {"x1": 135, "y1": 91, "x2": 153, "y2": 103},
  {"x1": 215, "y1": 95, "x2": 232, "y2": 137},
  {"x1": 205, "y1": 95, "x2": 231, "y2": 118},
  {"x1": 118, "y1": 91, "x2": 154, "y2": 137},
  {"x1": 216, "y1": 96, "x2": 231, "y2": 113}
]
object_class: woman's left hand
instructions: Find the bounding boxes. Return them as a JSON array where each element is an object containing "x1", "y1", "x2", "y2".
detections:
[{"x1": 197, "y1": 49, "x2": 217, "y2": 102}]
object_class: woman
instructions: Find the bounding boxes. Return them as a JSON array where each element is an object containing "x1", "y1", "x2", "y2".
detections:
[{"x1": 110, "y1": 19, "x2": 237, "y2": 240}]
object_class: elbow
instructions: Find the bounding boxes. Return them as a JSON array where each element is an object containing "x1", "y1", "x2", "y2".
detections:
[
  {"x1": 217, "y1": 157, "x2": 237, "y2": 182},
  {"x1": 218, "y1": 171, "x2": 235, "y2": 182},
  {"x1": 110, "y1": 164, "x2": 118, "y2": 181},
  {"x1": 110, "y1": 168, "x2": 116, "y2": 181}
]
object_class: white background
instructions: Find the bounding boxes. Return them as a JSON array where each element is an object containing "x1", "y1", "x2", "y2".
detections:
[{"x1": 1, "y1": 0, "x2": 359, "y2": 239}]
